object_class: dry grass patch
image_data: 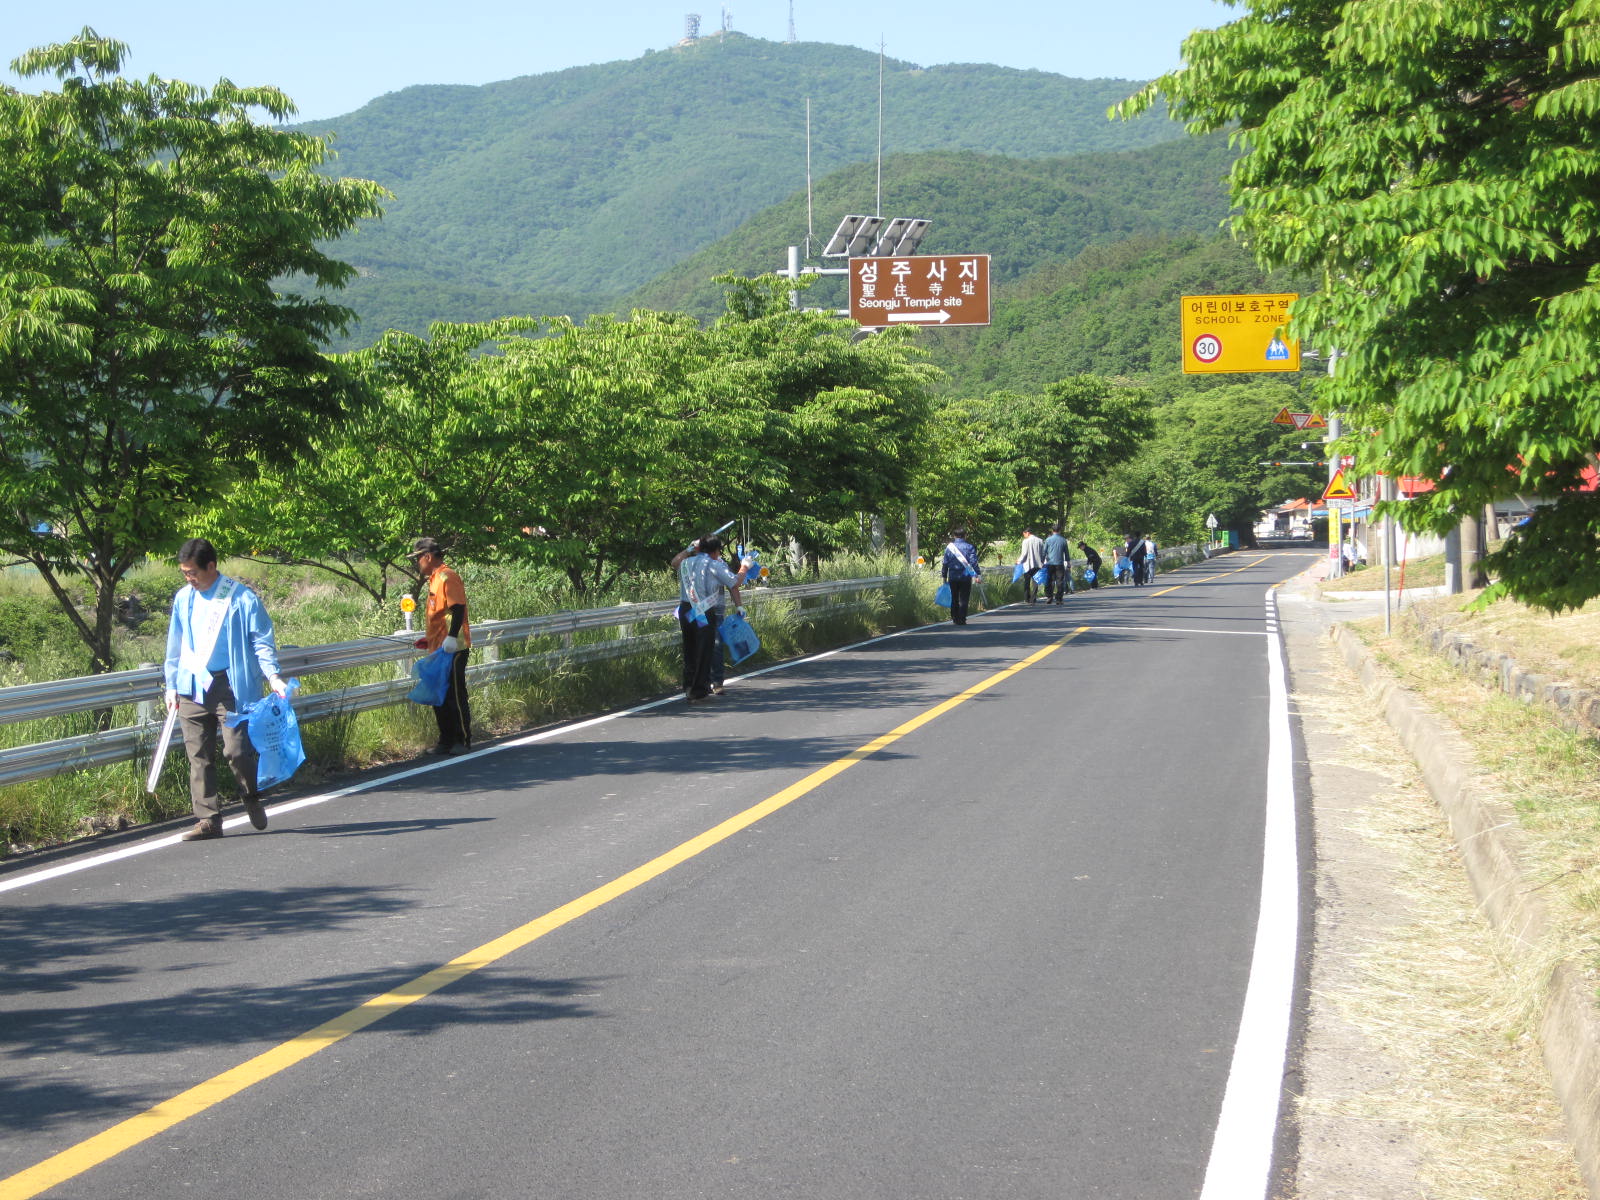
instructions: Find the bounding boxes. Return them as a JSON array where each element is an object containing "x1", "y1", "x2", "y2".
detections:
[
  {"x1": 1355, "y1": 612, "x2": 1600, "y2": 941},
  {"x1": 1292, "y1": 685, "x2": 1587, "y2": 1198},
  {"x1": 1404, "y1": 591, "x2": 1600, "y2": 691}
]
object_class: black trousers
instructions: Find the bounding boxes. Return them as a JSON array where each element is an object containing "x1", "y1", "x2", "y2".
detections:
[
  {"x1": 679, "y1": 605, "x2": 722, "y2": 697},
  {"x1": 1045, "y1": 563, "x2": 1069, "y2": 601},
  {"x1": 432, "y1": 649, "x2": 471, "y2": 749},
  {"x1": 948, "y1": 576, "x2": 973, "y2": 624}
]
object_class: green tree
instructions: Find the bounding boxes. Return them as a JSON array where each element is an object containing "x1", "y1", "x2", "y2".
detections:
[
  {"x1": 1104, "y1": 382, "x2": 1325, "y2": 545},
  {"x1": 909, "y1": 397, "x2": 1023, "y2": 552},
  {"x1": 217, "y1": 279, "x2": 939, "y2": 599},
  {"x1": 201, "y1": 319, "x2": 541, "y2": 604},
  {"x1": 0, "y1": 30, "x2": 386, "y2": 671},
  {"x1": 1126, "y1": 0, "x2": 1600, "y2": 610},
  {"x1": 698, "y1": 277, "x2": 939, "y2": 562},
  {"x1": 994, "y1": 376, "x2": 1155, "y2": 534},
  {"x1": 497, "y1": 308, "x2": 712, "y2": 593}
]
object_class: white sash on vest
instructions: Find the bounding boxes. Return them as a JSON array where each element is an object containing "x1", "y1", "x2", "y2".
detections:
[
  {"x1": 945, "y1": 542, "x2": 977, "y2": 578},
  {"x1": 178, "y1": 574, "x2": 240, "y2": 700}
]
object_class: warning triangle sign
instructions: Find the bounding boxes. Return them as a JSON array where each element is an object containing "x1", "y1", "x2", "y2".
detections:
[
  {"x1": 1271, "y1": 407, "x2": 1295, "y2": 426},
  {"x1": 1321, "y1": 468, "x2": 1356, "y2": 502}
]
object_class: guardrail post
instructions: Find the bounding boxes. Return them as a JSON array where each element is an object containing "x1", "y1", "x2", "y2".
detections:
[{"x1": 135, "y1": 663, "x2": 156, "y2": 725}]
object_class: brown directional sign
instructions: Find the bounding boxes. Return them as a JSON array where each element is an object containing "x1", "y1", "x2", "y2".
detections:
[{"x1": 849, "y1": 254, "x2": 991, "y2": 327}]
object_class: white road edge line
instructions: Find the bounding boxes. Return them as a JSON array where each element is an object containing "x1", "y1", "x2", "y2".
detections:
[
  {"x1": 1198, "y1": 587, "x2": 1300, "y2": 1199},
  {"x1": 0, "y1": 616, "x2": 955, "y2": 896}
]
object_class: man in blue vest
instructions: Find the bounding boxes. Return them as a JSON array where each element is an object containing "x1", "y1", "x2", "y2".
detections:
[{"x1": 1043, "y1": 525, "x2": 1072, "y2": 603}]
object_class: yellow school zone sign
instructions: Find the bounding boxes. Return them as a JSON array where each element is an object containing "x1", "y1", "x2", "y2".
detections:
[{"x1": 1181, "y1": 293, "x2": 1301, "y2": 373}]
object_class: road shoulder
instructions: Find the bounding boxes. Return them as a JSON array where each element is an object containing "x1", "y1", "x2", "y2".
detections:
[{"x1": 1276, "y1": 576, "x2": 1586, "y2": 1199}]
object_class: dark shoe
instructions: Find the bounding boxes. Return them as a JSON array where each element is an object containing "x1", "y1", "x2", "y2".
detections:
[
  {"x1": 182, "y1": 819, "x2": 222, "y2": 841},
  {"x1": 710, "y1": 684, "x2": 726, "y2": 694},
  {"x1": 425, "y1": 742, "x2": 457, "y2": 756},
  {"x1": 243, "y1": 795, "x2": 268, "y2": 831}
]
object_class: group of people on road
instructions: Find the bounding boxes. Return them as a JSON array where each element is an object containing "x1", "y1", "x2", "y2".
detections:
[
  {"x1": 165, "y1": 523, "x2": 765, "y2": 843},
  {"x1": 934, "y1": 527, "x2": 1164, "y2": 626},
  {"x1": 163, "y1": 518, "x2": 1159, "y2": 839},
  {"x1": 163, "y1": 534, "x2": 473, "y2": 842},
  {"x1": 1115, "y1": 534, "x2": 1159, "y2": 586},
  {"x1": 1013, "y1": 526, "x2": 1076, "y2": 605}
]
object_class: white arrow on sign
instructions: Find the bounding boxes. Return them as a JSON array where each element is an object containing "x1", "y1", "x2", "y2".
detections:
[{"x1": 886, "y1": 310, "x2": 953, "y2": 324}]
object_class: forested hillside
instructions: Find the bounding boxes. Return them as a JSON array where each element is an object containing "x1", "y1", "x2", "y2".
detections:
[
  {"x1": 928, "y1": 233, "x2": 1312, "y2": 392},
  {"x1": 623, "y1": 134, "x2": 1239, "y2": 322},
  {"x1": 296, "y1": 33, "x2": 1186, "y2": 345}
]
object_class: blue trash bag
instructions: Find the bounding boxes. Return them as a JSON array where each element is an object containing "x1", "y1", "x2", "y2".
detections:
[
  {"x1": 720, "y1": 611, "x2": 761, "y2": 665},
  {"x1": 408, "y1": 648, "x2": 452, "y2": 707},
  {"x1": 934, "y1": 581, "x2": 952, "y2": 607},
  {"x1": 1011, "y1": 562, "x2": 1027, "y2": 583},
  {"x1": 1033, "y1": 567, "x2": 1049, "y2": 586},
  {"x1": 224, "y1": 682, "x2": 306, "y2": 791},
  {"x1": 1083, "y1": 568, "x2": 1096, "y2": 583}
]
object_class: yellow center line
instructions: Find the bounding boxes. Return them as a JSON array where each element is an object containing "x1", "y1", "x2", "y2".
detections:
[
  {"x1": 1, "y1": 626, "x2": 1091, "y2": 1200},
  {"x1": 1149, "y1": 555, "x2": 1271, "y2": 597}
]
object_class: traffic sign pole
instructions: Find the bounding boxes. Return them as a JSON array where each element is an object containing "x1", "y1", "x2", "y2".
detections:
[{"x1": 1325, "y1": 351, "x2": 1343, "y2": 578}]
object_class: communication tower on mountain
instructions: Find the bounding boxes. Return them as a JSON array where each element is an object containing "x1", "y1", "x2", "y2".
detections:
[
  {"x1": 684, "y1": 13, "x2": 701, "y2": 41},
  {"x1": 788, "y1": 0, "x2": 796, "y2": 42}
]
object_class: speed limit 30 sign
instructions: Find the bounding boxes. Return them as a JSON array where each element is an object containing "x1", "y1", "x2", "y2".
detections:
[{"x1": 1191, "y1": 333, "x2": 1224, "y2": 365}]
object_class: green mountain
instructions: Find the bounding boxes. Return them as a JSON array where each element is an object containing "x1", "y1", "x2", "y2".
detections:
[
  {"x1": 622, "y1": 134, "x2": 1240, "y2": 321},
  {"x1": 619, "y1": 131, "x2": 1312, "y2": 396},
  {"x1": 298, "y1": 33, "x2": 1188, "y2": 345},
  {"x1": 927, "y1": 232, "x2": 1303, "y2": 393}
]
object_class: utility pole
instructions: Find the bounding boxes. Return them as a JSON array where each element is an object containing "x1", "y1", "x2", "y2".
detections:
[
  {"x1": 1381, "y1": 472, "x2": 1397, "y2": 633},
  {"x1": 1324, "y1": 349, "x2": 1343, "y2": 578},
  {"x1": 1461, "y1": 507, "x2": 1487, "y2": 589}
]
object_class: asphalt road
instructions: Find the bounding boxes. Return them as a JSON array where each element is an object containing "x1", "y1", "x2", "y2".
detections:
[{"x1": 0, "y1": 550, "x2": 1317, "y2": 1200}]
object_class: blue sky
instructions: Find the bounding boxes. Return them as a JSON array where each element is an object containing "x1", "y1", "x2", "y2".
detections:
[{"x1": 4, "y1": 1, "x2": 1232, "y2": 122}]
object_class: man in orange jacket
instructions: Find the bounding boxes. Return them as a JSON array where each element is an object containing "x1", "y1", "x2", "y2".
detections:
[{"x1": 408, "y1": 537, "x2": 472, "y2": 755}]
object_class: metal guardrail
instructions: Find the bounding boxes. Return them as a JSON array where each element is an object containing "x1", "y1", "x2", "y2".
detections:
[
  {"x1": 0, "y1": 575, "x2": 898, "y2": 789},
  {"x1": 0, "y1": 551, "x2": 1209, "y2": 790}
]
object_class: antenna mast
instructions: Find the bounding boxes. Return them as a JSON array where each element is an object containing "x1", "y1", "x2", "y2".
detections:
[
  {"x1": 876, "y1": 39, "x2": 885, "y2": 217},
  {"x1": 805, "y1": 96, "x2": 814, "y2": 259},
  {"x1": 788, "y1": 0, "x2": 797, "y2": 42}
]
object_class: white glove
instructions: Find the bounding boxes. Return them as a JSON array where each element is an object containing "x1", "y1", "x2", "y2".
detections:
[
  {"x1": 164, "y1": 688, "x2": 178, "y2": 711},
  {"x1": 440, "y1": 635, "x2": 460, "y2": 654},
  {"x1": 268, "y1": 675, "x2": 288, "y2": 698},
  {"x1": 735, "y1": 605, "x2": 747, "y2": 617}
]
